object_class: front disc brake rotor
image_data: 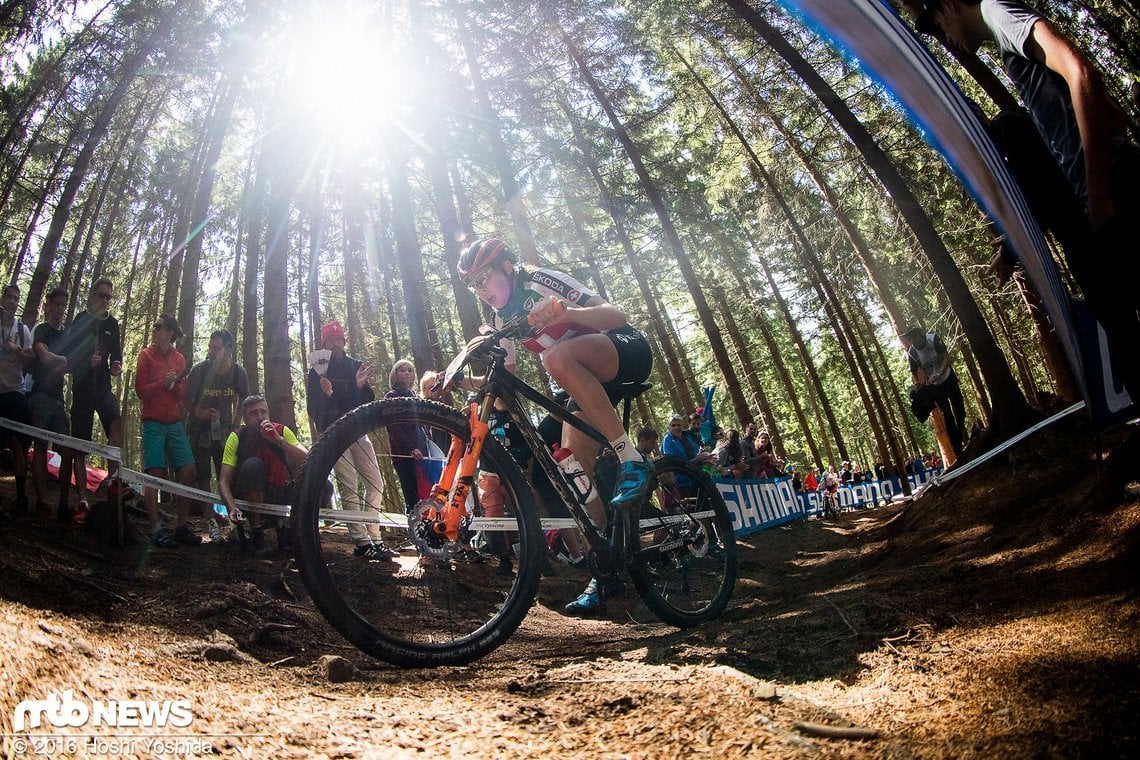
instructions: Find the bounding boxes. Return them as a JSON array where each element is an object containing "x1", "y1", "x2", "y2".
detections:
[{"x1": 407, "y1": 500, "x2": 462, "y2": 560}]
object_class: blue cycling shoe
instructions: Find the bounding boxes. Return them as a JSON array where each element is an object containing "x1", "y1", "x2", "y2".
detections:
[
  {"x1": 609, "y1": 458, "x2": 656, "y2": 508},
  {"x1": 563, "y1": 576, "x2": 626, "y2": 617}
]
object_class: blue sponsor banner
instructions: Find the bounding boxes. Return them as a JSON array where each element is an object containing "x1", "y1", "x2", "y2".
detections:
[
  {"x1": 716, "y1": 469, "x2": 942, "y2": 536},
  {"x1": 717, "y1": 477, "x2": 802, "y2": 536}
]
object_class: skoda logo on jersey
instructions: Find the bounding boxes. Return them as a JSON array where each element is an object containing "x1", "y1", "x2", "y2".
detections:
[
  {"x1": 523, "y1": 293, "x2": 538, "y2": 313},
  {"x1": 531, "y1": 272, "x2": 568, "y2": 295},
  {"x1": 567, "y1": 289, "x2": 580, "y2": 302}
]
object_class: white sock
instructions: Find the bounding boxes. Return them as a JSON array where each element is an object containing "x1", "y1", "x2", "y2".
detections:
[{"x1": 610, "y1": 433, "x2": 643, "y2": 464}]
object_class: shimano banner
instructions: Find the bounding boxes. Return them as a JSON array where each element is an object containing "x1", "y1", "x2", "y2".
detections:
[{"x1": 719, "y1": 470, "x2": 942, "y2": 537}]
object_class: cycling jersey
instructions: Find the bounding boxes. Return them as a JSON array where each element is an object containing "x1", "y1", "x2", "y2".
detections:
[{"x1": 493, "y1": 266, "x2": 601, "y2": 365}]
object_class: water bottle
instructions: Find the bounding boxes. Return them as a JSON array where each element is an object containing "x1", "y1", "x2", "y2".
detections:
[
  {"x1": 210, "y1": 416, "x2": 222, "y2": 442},
  {"x1": 552, "y1": 444, "x2": 598, "y2": 504}
]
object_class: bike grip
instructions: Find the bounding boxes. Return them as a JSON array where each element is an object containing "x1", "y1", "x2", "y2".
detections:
[{"x1": 526, "y1": 297, "x2": 567, "y2": 327}]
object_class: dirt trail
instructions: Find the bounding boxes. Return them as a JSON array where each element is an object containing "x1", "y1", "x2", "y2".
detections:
[{"x1": 1, "y1": 417, "x2": 1138, "y2": 758}]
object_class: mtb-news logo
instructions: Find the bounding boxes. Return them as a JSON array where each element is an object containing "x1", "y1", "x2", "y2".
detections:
[{"x1": 13, "y1": 690, "x2": 193, "y2": 731}]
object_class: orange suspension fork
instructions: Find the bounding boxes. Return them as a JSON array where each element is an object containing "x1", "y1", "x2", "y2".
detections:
[{"x1": 427, "y1": 399, "x2": 491, "y2": 543}]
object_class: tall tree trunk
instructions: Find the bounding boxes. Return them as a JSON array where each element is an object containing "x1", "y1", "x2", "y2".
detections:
[
  {"x1": 13, "y1": 116, "x2": 84, "y2": 319},
  {"x1": 55, "y1": 172, "x2": 104, "y2": 318},
  {"x1": 0, "y1": 0, "x2": 112, "y2": 161},
  {"x1": 91, "y1": 89, "x2": 169, "y2": 284},
  {"x1": 455, "y1": 12, "x2": 540, "y2": 263},
  {"x1": 679, "y1": 53, "x2": 858, "y2": 461},
  {"x1": 745, "y1": 231, "x2": 849, "y2": 463},
  {"x1": 411, "y1": 6, "x2": 481, "y2": 342},
  {"x1": 556, "y1": 93, "x2": 697, "y2": 412},
  {"x1": 241, "y1": 142, "x2": 269, "y2": 395},
  {"x1": 177, "y1": 72, "x2": 240, "y2": 361},
  {"x1": 708, "y1": 283, "x2": 782, "y2": 453},
  {"x1": 0, "y1": 80, "x2": 77, "y2": 236},
  {"x1": 1013, "y1": 269, "x2": 1078, "y2": 402},
  {"x1": 712, "y1": 237, "x2": 825, "y2": 466},
  {"x1": 261, "y1": 120, "x2": 303, "y2": 430},
  {"x1": 26, "y1": 2, "x2": 180, "y2": 322},
  {"x1": 562, "y1": 30, "x2": 752, "y2": 427},
  {"x1": 163, "y1": 113, "x2": 212, "y2": 318},
  {"x1": 384, "y1": 135, "x2": 437, "y2": 374},
  {"x1": 375, "y1": 196, "x2": 403, "y2": 363},
  {"x1": 723, "y1": 0, "x2": 1034, "y2": 438}
]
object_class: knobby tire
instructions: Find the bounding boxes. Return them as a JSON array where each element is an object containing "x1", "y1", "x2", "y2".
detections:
[
  {"x1": 626, "y1": 456, "x2": 737, "y2": 627},
  {"x1": 291, "y1": 398, "x2": 542, "y2": 667}
]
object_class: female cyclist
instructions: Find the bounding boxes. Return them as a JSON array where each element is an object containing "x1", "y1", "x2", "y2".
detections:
[{"x1": 450, "y1": 237, "x2": 655, "y2": 615}]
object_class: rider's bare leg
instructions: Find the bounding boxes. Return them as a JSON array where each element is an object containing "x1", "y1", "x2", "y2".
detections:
[{"x1": 543, "y1": 335, "x2": 627, "y2": 531}]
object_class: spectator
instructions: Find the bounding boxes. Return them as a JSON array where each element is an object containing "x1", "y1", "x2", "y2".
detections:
[
  {"x1": 134, "y1": 315, "x2": 199, "y2": 547},
  {"x1": 662, "y1": 414, "x2": 715, "y2": 466},
  {"x1": 803, "y1": 466, "x2": 819, "y2": 493},
  {"x1": 754, "y1": 429, "x2": 781, "y2": 478},
  {"x1": 418, "y1": 369, "x2": 449, "y2": 481},
  {"x1": 685, "y1": 411, "x2": 704, "y2": 452},
  {"x1": 185, "y1": 329, "x2": 249, "y2": 539},
  {"x1": 740, "y1": 422, "x2": 761, "y2": 478},
  {"x1": 839, "y1": 461, "x2": 853, "y2": 485},
  {"x1": 716, "y1": 429, "x2": 747, "y2": 478},
  {"x1": 635, "y1": 425, "x2": 660, "y2": 459},
  {"x1": 0, "y1": 283, "x2": 37, "y2": 515},
  {"x1": 905, "y1": 327, "x2": 967, "y2": 460},
  {"x1": 916, "y1": 0, "x2": 1140, "y2": 402},
  {"x1": 306, "y1": 321, "x2": 393, "y2": 559},
  {"x1": 62, "y1": 278, "x2": 123, "y2": 507},
  {"x1": 29, "y1": 288, "x2": 84, "y2": 521},
  {"x1": 378, "y1": 356, "x2": 431, "y2": 513},
  {"x1": 218, "y1": 395, "x2": 309, "y2": 556}
]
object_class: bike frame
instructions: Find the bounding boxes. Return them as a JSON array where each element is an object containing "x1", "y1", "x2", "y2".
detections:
[{"x1": 428, "y1": 345, "x2": 626, "y2": 574}]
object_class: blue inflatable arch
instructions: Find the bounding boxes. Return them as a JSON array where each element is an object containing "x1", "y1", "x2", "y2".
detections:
[{"x1": 777, "y1": 0, "x2": 1084, "y2": 402}]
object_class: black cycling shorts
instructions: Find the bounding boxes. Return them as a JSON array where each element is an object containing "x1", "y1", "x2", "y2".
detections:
[{"x1": 565, "y1": 327, "x2": 653, "y2": 412}]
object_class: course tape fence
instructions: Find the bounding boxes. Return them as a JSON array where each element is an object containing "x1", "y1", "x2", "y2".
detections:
[{"x1": 0, "y1": 416, "x2": 598, "y2": 532}]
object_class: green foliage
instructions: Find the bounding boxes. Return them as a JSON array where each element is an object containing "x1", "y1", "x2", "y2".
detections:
[{"x1": 0, "y1": 0, "x2": 1131, "y2": 464}]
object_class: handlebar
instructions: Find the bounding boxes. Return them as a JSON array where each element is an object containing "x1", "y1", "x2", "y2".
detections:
[{"x1": 430, "y1": 314, "x2": 535, "y2": 396}]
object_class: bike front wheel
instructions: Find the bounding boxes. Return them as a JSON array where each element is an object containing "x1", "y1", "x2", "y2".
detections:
[
  {"x1": 626, "y1": 456, "x2": 737, "y2": 627},
  {"x1": 291, "y1": 398, "x2": 542, "y2": 667}
]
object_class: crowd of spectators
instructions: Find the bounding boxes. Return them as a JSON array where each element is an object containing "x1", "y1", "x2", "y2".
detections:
[
  {"x1": 0, "y1": 277, "x2": 378, "y2": 552},
  {"x1": 0, "y1": 277, "x2": 953, "y2": 550},
  {"x1": 643, "y1": 403, "x2": 945, "y2": 511}
]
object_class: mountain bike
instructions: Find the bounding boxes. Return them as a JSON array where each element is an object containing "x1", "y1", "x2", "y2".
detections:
[
  {"x1": 821, "y1": 486, "x2": 840, "y2": 520},
  {"x1": 291, "y1": 314, "x2": 737, "y2": 667}
]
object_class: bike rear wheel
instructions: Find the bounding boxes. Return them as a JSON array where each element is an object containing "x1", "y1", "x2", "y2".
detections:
[
  {"x1": 291, "y1": 398, "x2": 542, "y2": 667},
  {"x1": 626, "y1": 456, "x2": 737, "y2": 627}
]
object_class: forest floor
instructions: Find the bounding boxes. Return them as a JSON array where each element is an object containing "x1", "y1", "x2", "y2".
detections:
[{"x1": 1, "y1": 412, "x2": 1139, "y2": 759}]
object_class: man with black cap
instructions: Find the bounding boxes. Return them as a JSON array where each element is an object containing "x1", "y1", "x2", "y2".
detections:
[{"x1": 905, "y1": 326, "x2": 967, "y2": 460}]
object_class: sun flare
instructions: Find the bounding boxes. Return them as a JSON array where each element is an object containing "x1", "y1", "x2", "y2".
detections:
[{"x1": 286, "y1": 8, "x2": 410, "y2": 147}]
